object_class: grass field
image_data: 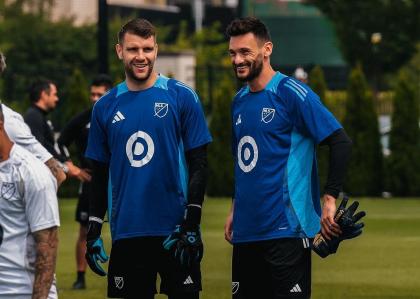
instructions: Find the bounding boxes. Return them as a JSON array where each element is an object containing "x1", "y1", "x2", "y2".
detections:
[{"x1": 56, "y1": 198, "x2": 420, "y2": 299}]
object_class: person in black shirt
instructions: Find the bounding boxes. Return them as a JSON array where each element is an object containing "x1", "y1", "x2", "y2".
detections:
[
  {"x1": 57, "y1": 74, "x2": 113, "y2": 290},
  {"x1": 24, "y1": 78, "x2": 90, "y2": 182}
]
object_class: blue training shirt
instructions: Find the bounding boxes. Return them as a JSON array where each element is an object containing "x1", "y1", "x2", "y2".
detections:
[
  {"x1": 231, "y1": 72, "x2": 341, "y2": 243},
  {"x1": 85, "y1": 75, "x2": 212, "y2": 242}
]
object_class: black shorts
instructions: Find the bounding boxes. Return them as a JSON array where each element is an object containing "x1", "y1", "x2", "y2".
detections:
[
  {"x1": 232, "y1": 238, "x2": 312, "y2": 299},
  {"x1": 75, "y1": 182, "x2": 90, "y2": 225},
  {"x1": 108, "y1": 236, "x2": 202, "y2": 298}
]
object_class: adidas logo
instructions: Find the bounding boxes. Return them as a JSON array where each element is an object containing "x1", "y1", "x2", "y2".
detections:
[
  {"x1": 290, "y1": 283, "x2": 302, "y2": 293},
  {"x1": 235, "y1": 114, "x2": 242, "y2": 125},
  {"x1": 112, "y1": 111, "x2": 125, "y2": 123},
  {"x1": 183, "y1": 275, "x2": 194, "y2": 285}
]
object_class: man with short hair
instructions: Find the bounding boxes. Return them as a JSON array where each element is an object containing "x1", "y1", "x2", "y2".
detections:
[
  {"x1": 224, "y1": 17, "x2": 353, "y2": 299},
  {"x1": 0, "y1": 51, "x2": 66, "y2": 186},
  {"x1": 57, "y1": 74, "x2": 113, "y2": 290},
  {"x1": 24, "y1": 78, "x2": 90, "y2": 182},
  {"x1": 85, "y1": 18, "x2": 211, "y2": 299},
  {"x1": 0, "y1": 102, "x2": 60, "y2": 299}
]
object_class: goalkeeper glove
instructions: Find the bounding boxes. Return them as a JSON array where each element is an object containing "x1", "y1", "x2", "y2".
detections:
[
  {"x1": 312, "y1": 195, "x2": 366, "y2": 258},
  {"x1": 85, "y1": 220, "x2": 109, "y2": 276},
  {"x1": 163, "y1": 205, "x2": 203, "y2": 268}
]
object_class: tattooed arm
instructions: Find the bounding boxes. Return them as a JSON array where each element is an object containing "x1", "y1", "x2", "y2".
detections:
[
  {"x1": 32, "y1": 226, "x2": 58, "y2": 299},
  {"x1": 44, "y1": 158, "x2": 66, "y2": 187}
]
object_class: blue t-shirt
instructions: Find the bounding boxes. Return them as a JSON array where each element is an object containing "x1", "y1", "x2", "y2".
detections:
[
  {"x1": 231, "y1": 72, "x2": 341, "y2": 243},
  {"x1": 85, "y1": 75, "x2": 212, "y2": 241}
]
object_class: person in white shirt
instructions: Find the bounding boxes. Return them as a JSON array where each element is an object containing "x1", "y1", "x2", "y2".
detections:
[
  {"x1": 0, "y1": 51, "x2": 66, "y2": 187},
  {"x1": 0, "y1": 103, "x2": 60, "y2": 299}
]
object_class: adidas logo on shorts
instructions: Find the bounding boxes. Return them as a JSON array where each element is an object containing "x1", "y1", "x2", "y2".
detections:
[
  {"x1": 290, "y1": 283, "x2": 302, "y2": 293},
  {"x1": 183, "y1": 275, "x2": 194, "y2": 285}
]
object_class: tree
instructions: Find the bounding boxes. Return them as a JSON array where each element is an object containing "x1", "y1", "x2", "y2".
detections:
[
  {"x1": 0, "y1": 0, "x2": 97, "y2": 116},
  {"x1": 309, "y1": 65, "x2": 329, "y2": 191},
  {"x1": 342, "y1": 65, "x2": 383, "y2": 196},
  {"x1": 387, "y1": 70, "x2": 420, "y2": 196},
  {"x1": 310, "y1": 0, "x2": 420, "y2": 87},
  {"x1": 207, "y1": 73, "x2": 235, "y2": 197}
]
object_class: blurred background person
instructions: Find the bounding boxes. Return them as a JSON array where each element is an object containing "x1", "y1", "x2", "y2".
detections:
[
  {"x1": 57, "y1": 74, "x2": 113, "y2": 290},
  {"x1": 24, "y1": 78, "x2": 90, "y2": 182},
  {"x1": 293, "y1": 66, "x2": 308, "y2": 84},
  {"x1": 0, "y1": 51, "x2": 66, "y2": 187}
]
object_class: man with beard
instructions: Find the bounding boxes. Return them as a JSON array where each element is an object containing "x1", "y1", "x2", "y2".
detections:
[
  {"x1": 85, "y1": 18, "x2": 211, "y2": 299},
  {"x1": 224, "y1": 17, "x2": 352, "y2": 299}
]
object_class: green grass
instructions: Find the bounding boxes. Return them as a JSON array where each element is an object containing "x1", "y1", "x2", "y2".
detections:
[{"x1": 56, "y1": 198, "x2": 420, "y2": 299}]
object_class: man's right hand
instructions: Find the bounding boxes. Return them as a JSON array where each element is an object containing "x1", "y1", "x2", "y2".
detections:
[
  {"x1": 66, "y1": 161, "x2": 92, "y2": 182},
  {"x1": 85, "y1": 221, "x2": 108, "y2": 276},
  {"x1": 224, "y1": 210, "x2": 233, "y2": 244}
]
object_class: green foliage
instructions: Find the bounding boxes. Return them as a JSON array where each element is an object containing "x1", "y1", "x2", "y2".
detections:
[
  {"x1": 343, "y1": 65, "x2": 383, "y2": 196},
  {"x1": 309, "y1": 65, "x2": 329, "y2": 192},
  {"x1": 0, "y1": 1, "x2": 97, "y2": 118},
  {"x1": 57, "y1": 68, "x2": 89, "y2": 124},
  {"x1": 207, "y1": 74, "x2": 235, "y2": 197},
  {"x1": 311, "y1": 0, "x2": 420, "y2": 84},
  {"x1": 387, "y1": 70, "x2": 420, "y2": 196},
  {"x1": 309, "y1": 65, "x2": 327, "y2": 100}
]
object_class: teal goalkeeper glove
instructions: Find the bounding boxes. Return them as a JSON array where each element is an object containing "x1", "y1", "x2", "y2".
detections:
[
  {"x1": 163, "y1": 223, "x2": 203, "y2": 268},
  {"x1": 163, "y1": 204, "x2": 203, "y2": 267},
  {"x1": 85, "y1": 221, "x2": 109, "y2": 276},
  {"x1": 312, "y1": 195, "x2": 366, "y2": 258}
]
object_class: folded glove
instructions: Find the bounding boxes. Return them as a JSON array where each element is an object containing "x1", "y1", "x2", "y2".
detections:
[
  {"x1": 312, "y1": 195, "x2": 366, "y2": 258},
  {"x1": 85, "y1": 220, "x2": 109, "y2": 276}
]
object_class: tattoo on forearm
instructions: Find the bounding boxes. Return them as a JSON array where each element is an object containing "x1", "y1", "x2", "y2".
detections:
[
  {"x1": 32, "y1": 227, "x2": 58, "y2": 299},
  {"x1": 45, "y1": 158, "x2": 66, "y2": 186}
]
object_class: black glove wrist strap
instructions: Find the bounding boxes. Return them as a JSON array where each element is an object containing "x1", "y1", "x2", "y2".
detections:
[
  {"x1": 87, "y1": 221, "x2": 103, "y2": 242},
  {"x1": 184, "y1": 205, "x2": 202, "y2": 228}
]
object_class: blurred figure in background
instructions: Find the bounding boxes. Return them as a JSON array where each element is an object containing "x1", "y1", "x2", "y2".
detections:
[
  {"x1": 293, "y1": 66, "x2": 308, "y2": 84},
  {"x1": 24, "y1": 78, "x2": 90, "y2": 183},
  {"x1": 57, "y1": 74, "x2": 113, "y2": 290},
  {"x1": 0, "y1": 51, "x2": 66, "y2": 186}
]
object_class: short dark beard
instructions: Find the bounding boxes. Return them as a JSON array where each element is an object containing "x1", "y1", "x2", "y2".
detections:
[
  {"x1": 125, "y1": 61, "x2": 154, "y2": 83},
  {"x1": 234, "y1": 54, "x2": 264, "y2": 82}
]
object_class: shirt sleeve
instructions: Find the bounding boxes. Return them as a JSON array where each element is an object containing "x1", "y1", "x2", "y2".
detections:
[
  {"x1": 4, "y1": 107, "x2": 52, "y2": 163},
  {"x1": 24, "y1": 161, "x2": 60, "y2": 233},
  {"x1": 85, "y1": 102, "x2": 110, "y2": 163},
  {"x1": 281, "y1": 78, "x2": 341, "y2": 143},
  {"x1": 177, "y1": 82, "x2": 212, "y2": 151}
]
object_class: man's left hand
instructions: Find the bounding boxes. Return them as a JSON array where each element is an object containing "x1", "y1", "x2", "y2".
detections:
[{"x1": 163, "y1": 224, "x2": 203, "y2": 268}]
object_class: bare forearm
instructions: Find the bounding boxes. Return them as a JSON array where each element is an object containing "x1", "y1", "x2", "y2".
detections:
[
  {"x1": 45, "y1": 158, "x2": 66, "y2": 187},
  {"x1": 32, "y1": 227, "x2": 58, "y2": 299}
]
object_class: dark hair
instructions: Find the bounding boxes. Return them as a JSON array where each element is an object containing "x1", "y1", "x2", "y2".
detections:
[
  {"x1": 29, "y1": 78, "x2": 54, "y2": 103},
  {"x1": 118, "y1": 18, "x2": 156, "y2": 44},
  {"x1": 226, "y1": 17, "x2": 271, "y2": 43},
  {"x1": 91, "y1": 74, "x2": 113, "y2": 90}
]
